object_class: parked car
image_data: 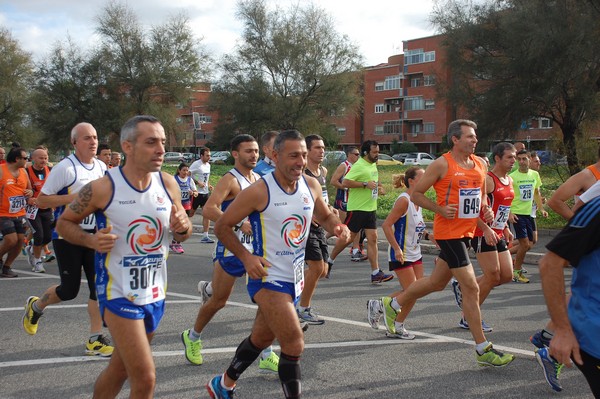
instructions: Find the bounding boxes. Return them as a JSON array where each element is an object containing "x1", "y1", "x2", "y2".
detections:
[
  {"x1": 392, "y1": 153, "x2": 410, "y2": 163},
  {"x1": 535, "y1": 150, "x2": 567, "y2": 165},
  {"x1": 182, "y1": 152, "x2": 197, "y2": 163},
  {"x1": 376, "y1": 154, "x2": 402, "y2": 166},
  {"x1": 209, "y1": 151, "x2": 231, "y2": 164},
  {"x1": 163, "y1": 152, "x2": 185, "y2": 163},
  {"x1": 403, "y1": 152, "x2": 436, "y2": 166},
  {"x1": 323, "y1": 151, "x2": 347, "y2": 165}
]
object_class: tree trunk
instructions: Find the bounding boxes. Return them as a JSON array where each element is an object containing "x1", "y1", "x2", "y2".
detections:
[{"x1": 562, "y1": 123, "x2": 579, "y2": 175}]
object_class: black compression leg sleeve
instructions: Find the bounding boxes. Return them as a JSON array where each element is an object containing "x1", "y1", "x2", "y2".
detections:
[
  {"x1": 279, "y1": 352, "x2": 301, "y2": 398},
  {"x1": 225, "y1": 336, "x2": 262, "y2": 381}
]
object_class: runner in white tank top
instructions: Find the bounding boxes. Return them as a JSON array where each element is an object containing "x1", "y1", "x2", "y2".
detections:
[
  {"x1": 53, "y1": 116, "x2": 191, "y2": 398},
  {"x1": 368, "y1": 168, "x2": 431, "y2": 340},
  {"x1": 207, "y1": 130, "x2": 350, "y2": 398},
  {"x1": 22, "y1": 123, "x2": 112, "y2": 358},
  {"x1": 95, "y1": 168, "x2": 171, "y2": 305},
  {"x1": 180, "y1": 135, "x2": 280, "y2": 371}
]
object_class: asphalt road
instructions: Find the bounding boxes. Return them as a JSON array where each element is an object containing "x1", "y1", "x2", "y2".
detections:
[{"x1": 0, "y1": 229, "x2": 592, "y2": 399}]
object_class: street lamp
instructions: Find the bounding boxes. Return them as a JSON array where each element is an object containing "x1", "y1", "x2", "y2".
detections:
[{"x1": 192, "y1": 112, "x2": 204, "y2": 155}]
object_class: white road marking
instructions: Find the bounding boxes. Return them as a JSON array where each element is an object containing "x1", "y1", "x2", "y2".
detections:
[{"x1": 2, "y1": 290, "x2": 536, "y2": 368}]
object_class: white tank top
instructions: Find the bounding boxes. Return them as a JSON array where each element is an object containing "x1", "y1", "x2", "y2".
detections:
[
  {"x1": 388, "y1": 192, "x2": 426, "y2": 263},
  {"x1": 95, "y1": 169, "x2": 171, "y2": 305},
  {"x1": 215, "y1": 168, "x2": 260, "y2": 258},
  {"x1": 249, "y1": 173, "x2": 314, "y2": 283},
  {"x1": 47, "y1": 154, "x2": 107, "y2": 237}
]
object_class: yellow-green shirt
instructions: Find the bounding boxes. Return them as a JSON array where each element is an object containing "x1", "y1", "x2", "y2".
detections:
[
  {"x1": 344, "y1": 157, "x2": 378, "y2": 212},
  {"x1": 509, "y1": 169, "x2": 541, "y2": 215}
]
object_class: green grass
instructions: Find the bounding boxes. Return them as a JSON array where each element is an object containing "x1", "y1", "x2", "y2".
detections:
[{"x1": 163, "y1": 162, "x2": 572, "y2": 230}]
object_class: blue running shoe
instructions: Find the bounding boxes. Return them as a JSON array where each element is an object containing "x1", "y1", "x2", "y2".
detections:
[
  {"x1": 371, "y1": 270, "x2": 394, "y2": 284},
  {"x1": 206, "y1": 375, "x2": 235, "y2": 399},
  {"x1": 530, "y1": 330, "x2": 551, "y2": 349},
  {"x1": 535, "y1": 347, "x2": 563, "y2": 392},
  {"x1": 458, "y1": 317, "x2": 493, "y2": 333},
  {"x1": 200, "y1": 236, "x2": 215, "y2": 244},
  {"x1": 450, "y1": 278, "x2": 462, "y2": 309}
]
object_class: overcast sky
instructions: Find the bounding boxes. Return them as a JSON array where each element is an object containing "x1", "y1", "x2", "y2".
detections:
[{"x1": 0, "y1": 0, "x2": 438, "y2": 67}]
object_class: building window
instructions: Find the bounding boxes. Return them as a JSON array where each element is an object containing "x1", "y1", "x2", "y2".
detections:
[
  {"x1": 384, "y1": 120, "x2": 402, "y2": 134},
  {"x1": 424, "y1": 75, "x2": 435, "y2": 86},
  {"x1": 410, "y1": 124, "x2": 422, "y2": 134},
  {"x1": 384, "y1": 75, "x2": 401, "y2": 90},
  {"x1": 375, "y1": 104, "x2": 384, "y2": 113},
  {"x1": 404, "y1": 49, "x2": 436, "y2": 65},
  {"x1": 411, "y1": 77, "x2": 421, "y2": 87},
  {"x1": 375, "y1": 82, "x2": 384, "y2": 91},
  {"x1": 424, "y1": 99, "x2": 435, "y2": 110},
  {"x1": 175, "y1": 103, "x2": 183, "y2": 109},
  {"x1": 539, "y1": 118, "x2": 552, "y2": 129},
  {"x1": 375, "y1": 125, "x2": 384, "y2": 135},
  {"x1": 404, "y1": 96, "x2": 424, "y2": 111},
  {"x1": 337, "y1": 127, "x2": 346, "y2": 135},
  {"x1": 424, "y1": 122, "x2": 435, "y2": 133}
]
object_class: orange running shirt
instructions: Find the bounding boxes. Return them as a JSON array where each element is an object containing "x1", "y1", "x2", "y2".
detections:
[
  {"x1": 433, "y1": 152, "x2": 486, "y2": 240},
  {"x1": 0, "y1": 164, "x2": 29, "y2": 217},
  {"x1": 586, "y1": 164, "x2": 600, "y2": 180}
]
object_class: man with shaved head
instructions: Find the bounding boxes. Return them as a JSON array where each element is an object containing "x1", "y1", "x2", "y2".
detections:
[{"x1": 22, "y1": 122, "x2": 113, "y2": 358}]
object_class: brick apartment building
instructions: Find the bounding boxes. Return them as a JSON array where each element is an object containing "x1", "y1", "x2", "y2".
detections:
[
  {"x1": 173, "y1": 83, "x2": 219, "y2": 153},
  {"x1": 334, "y1": 34, "x2": 562, "y2": 155},
  {"x1": 176, "y1": 35, "x2": 562, "y2": 155}
]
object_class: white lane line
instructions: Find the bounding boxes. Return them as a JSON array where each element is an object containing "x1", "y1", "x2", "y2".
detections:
[
  {"x1": 1, "y1": 299, "x2": 202, "y2": 312},
  {"x1": 0, "y1": 338, "x2": 460, "y2": 368},
  {"x1": 2, "y1": 290, "x2": 536, "y2": 369}
]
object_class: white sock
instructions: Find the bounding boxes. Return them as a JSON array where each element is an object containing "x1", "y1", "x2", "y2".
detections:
[
  {"x1": 352, "y1": 248, "x2": 360, "y2": 255},
  {"x1": 220, "y1": 373, "x2": 233, "y2": 390},
  {"x1": 189, "y1": 328, "x2": 202, "y2": 341},
  {"x1": 391, "y1": 298, "x2": 401, "y2": 312},
  {"x1": 297, "y1": 305, "x2": 307, "y2": 313},
  {"x1": 34, "y1": 257, "x2": 42, "y2": 264},
  {"x1": 327, "y1": 257, "x2": 334, "y2": 264},
  {"x1": 476, "y1": 341, "x2": 490, "y2": 355},
  {"x1": 371, "y1": 269, "x2": 380, "y2": 276},
  {"x1": 260, "y1": 346, "x2": 273, "y2": 360},
  {"x1": 203, "y1": 232, "x2": 209, "y2": 238},
  {"x1": 394, "y1": 321, "x2": 404, "y2": 330},
  {"x1": 205, "y1": 282, "x2": 213, "y2": 296}
]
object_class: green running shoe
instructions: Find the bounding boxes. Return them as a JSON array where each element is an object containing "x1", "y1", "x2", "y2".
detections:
[
  {"x1": 381, "y1": 297, "x2": 397, "y2": 334},
  {"x1": 476, "y1": 343, "x2": 514, "y2": 367},
  {"x1": 258, "y1": 350, "x2": 279, "y2": 373},
  {"x1": 181, "y1": 329, "x2": 203, "y2": 365}
]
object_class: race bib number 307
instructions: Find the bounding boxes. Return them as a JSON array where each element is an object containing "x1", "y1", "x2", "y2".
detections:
[{"x1": 123, "y1": 254, "x2": 165, "y2": 304}]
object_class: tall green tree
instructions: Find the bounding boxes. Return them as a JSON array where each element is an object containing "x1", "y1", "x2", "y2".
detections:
[
  {"x1": 32, "y1": 39, "x2": 110, "y2": 151},
  {"x1": 95, "y1": 2, "x2": 209, "y2": 141},
  {"x1": 432, "y1": 0, "x2": 600, "y2": 173},
  {"x1": 0, "y1": 28, "x2": 34, "y2": 145},
  {"x1": 209, "y1": 0, "x2": 363, "y2": 148},
  {"x1": 32, "y1": 2, "x2": 210, "y2": 151}
]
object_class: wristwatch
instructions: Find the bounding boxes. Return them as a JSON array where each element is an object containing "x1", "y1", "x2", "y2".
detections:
[{"x1": 362, "y1": 181, "x2": 368, "y2": 188}]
